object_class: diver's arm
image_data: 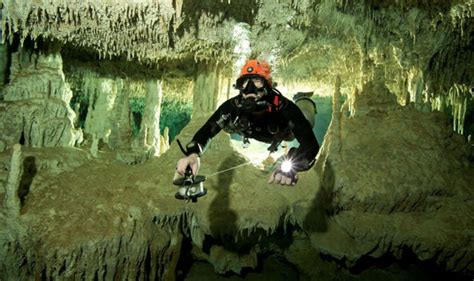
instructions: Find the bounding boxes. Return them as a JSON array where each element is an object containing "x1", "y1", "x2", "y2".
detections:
[
  {"x1": 177, "y1": 100, "x2": 234, "y2": 176},
  {"x1": 282, "y1": 100, "x2": 319, "y2": 171},
  {"x1": 186, "y1": 99, "x2": 234, "y2": 156}
]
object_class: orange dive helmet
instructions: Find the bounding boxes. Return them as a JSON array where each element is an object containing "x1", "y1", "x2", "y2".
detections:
[{"x1": 237, "y1": 59, "x2": 273, "y2": 88}]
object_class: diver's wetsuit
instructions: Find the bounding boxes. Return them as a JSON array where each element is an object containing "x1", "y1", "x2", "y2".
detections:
[{"x1": 190, "y1": 90, "x2": 319, "y2": 171}]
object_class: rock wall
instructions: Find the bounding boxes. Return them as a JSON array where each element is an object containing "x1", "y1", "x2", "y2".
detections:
[
  {"x1": 0, "y1": 48, "x2": 82, "y2": 149},
  {"x1": 192, "y1": 62, "x2": 230, "y2": 118},
  {"x1": 65, "y1": 69, "x2": 169, "y2": 163},
  {"x1": 310, "y1": 78, "x2": 473, "y2": 273},
  {"x1": 0, "y1": 145, "x2": 183, "y2": 281},
  {"x1": 278, "y1": 0, "x2": 474, "y2": 137},
  {"x1": 0, "y1": 78, "x2": 472, "y2": 280},
  {"x1": 0, "y1": 43, "x2": 8, "y2": 91}
]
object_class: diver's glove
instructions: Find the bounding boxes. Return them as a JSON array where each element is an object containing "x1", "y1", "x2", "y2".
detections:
[
  {"x1": 176, "y1": 140, "x2": 202, "y2": 176},
  {"x1": 176, "y1": 153, "x2": 200, "y2": 177},
  {"x1": 268, "y1": 148, "x2": 309, "y2": 186},
  {"x1": 270, "y1": 166, "x2": 298, "y2": 185}
]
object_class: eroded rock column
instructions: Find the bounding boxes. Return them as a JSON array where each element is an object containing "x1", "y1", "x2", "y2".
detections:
[
  {"x1": 0, "y1": 49, "x2": 82, "y2": 148},
  {"x1": 3, "y1": 144, "x2": 22, "y2": 217},
  {"x1": 139, "y1": 79, "x2": 163, "y2": 156},
  {"x1": 192, "y1": 63, "x2": 221, "y2": 118},
  {"x1": 83, "y1": 73, "x2": 119, "y2": 156}
]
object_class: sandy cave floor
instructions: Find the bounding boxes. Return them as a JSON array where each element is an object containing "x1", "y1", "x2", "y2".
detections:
[
  {"x1": 1, "y1": 114, "x2": 473, "y2": 280},
  {"x1": 0, "y1": 133, "x2": 321, "y2": 252}
]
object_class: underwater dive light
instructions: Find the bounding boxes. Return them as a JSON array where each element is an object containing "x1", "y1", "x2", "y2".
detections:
[{"x1": 281, "y1": 159, "x2": 293, "y2": 173}]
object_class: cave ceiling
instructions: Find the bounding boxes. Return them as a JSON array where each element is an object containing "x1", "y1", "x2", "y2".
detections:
[{"x1": 0, "y1": 0, "x2": 472, "y2": 88}]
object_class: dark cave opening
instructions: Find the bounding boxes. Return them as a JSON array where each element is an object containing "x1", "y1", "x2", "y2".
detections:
[
  {"x1": 322, "y1": 245, "x2": 473, "y2": 281},
  {"x1": 129, "y1": 97, "x2": 145, "y2": 138},
  {"x1": 174, "y1": 220, "x2": 309, "y2": 281},
  {"x1": 2, "y1": 35, "x2": 14, "y2": 89},
  {"x1": 131, "y1": 111, "x2": 143, "y2": 138},
  {"x1": 18, "y1": 131, "x2": 25, "y2": 145},
  {"x1": 175, "y1": 231, "x2": 194, "y2": 281},
  {"x1": 69, "y1": 90, "x2": 89, "y2": 129},
  {"x1": 175, "y1": 231, "x2": 300, "y2": 281},
  {"x1": 464, "y1": 97, "x2": 474, "y2": 142},
  {"x1": 160, "y1": 99, "x2": 192, "y2": 143},
  {"x1": 173, "y1": 220, "x2": 473, "y2": 281},
  {"x1": 18, "y1": 156, "x2": 37, "y2": 207},
  {"x1": 356, "y1": 247, "x2": 471, "y2": 280}
]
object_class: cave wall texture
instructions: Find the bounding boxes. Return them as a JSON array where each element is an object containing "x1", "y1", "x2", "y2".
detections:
[{"x1": 0, "y1": 0, "x2": 473, "y2": 280}]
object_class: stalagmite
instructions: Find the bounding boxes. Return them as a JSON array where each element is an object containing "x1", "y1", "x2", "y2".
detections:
[
  {"x1": 333, "y1": 75, "x2": 342, "y2": 121},
  {"x1": 90, "y1": 134, "x2": 99, "y2": 157},
  {"x1": 4, "y1": 144, "x2": 22, "y2": 217},
  {"x1": 159, "y1": 127, "x2": 170, "y2": 155}
]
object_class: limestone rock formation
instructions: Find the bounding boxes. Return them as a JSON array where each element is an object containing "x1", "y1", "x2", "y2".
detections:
[
  {"x1": 0, "y1": 49, "x2": 82, "y2": 148},
  {"x1": 0, "y1": 80, "x2": 472, "y2": 279},
  {"x1": 3, "y1": 144, "x2": 22, "y2": 218},
  {"x1": 311, "y1": 79, "x2": 473, "y2": 272}
]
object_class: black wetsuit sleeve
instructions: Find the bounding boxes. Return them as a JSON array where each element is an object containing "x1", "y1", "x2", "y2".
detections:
[
  {"x1": 191, "y1": 99, "x2": 235, "y2": 154},
  {"x1": 281, "y1": 99, "x2": 320, "y2": 171}
]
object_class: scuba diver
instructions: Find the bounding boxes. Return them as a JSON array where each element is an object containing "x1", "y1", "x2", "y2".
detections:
[{"x1": 176, "y1": 59, "x2": 320, "y2": 188}]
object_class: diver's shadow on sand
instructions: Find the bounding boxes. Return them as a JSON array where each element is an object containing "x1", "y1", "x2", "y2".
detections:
[
  {"x1": 302, "y1": 160, "x2": 335, "y2": 233},
  {"x1": 208, "y1": 155, "x2": 239, "y2": 247},
  {"x1": 205, "y1": 155, "x2": 295, "y2": 255}
]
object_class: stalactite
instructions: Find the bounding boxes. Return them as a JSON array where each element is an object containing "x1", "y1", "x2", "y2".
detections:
[
  {"x1": 449, "y1": 2, "x2": 474, "y2": 39},
  {"x1": 446, "y1": 83, "x2": 471, "y2": 135},
  {"x1": 0, "y1": 0, "x2": 238, "y2": 63}
]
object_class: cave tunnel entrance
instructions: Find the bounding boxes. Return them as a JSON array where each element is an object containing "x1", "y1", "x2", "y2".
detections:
[
  {"x1": 129, "y1": 97, "x2": 145, "y2": 138},
  {"x1": 160, "y1": 98, "x2": 192, "y2": 143},
  {"x1": 174, "y1": 236, "x2": 472, "y2": 281},
  {"x1": 172, "y1": 221, "x2": 471, "y2": 281},
  {"x1": 174, "y1": 223, "x2": 300, "y2": 281},
  {"x1": 70, "y1": 93, "x2": 89, "y2": 129}
]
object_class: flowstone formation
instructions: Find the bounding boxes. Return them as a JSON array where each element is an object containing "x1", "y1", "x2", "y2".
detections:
[
  {"x1": 0, "y1": 44, "x2": 170, "y2": 164},
  {"x1": 0, "y1": 79, "x2": 472, "y2": 280}
]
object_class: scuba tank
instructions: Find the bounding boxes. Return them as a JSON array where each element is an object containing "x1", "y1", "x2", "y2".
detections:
[{"x1": 293, "y1": 91, "x2": 317, "y2": 128}]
